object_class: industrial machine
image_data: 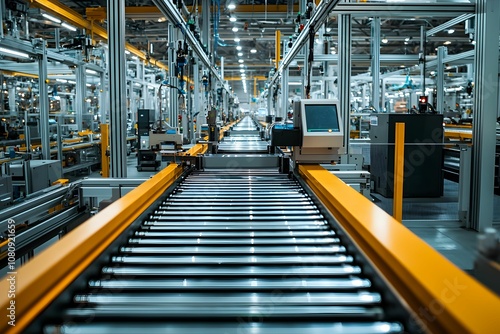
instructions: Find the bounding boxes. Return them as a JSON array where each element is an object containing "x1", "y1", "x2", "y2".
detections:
[
  {"x1": 137, "y1": 109, "x2": 160, "y2": 171},
  {"x1": 291, "y1": 99, "x2": 345, "y2": 164},
  {"x1": 7, "y1": 160, "x2": 63, "y2": 195},
  {"x1": 0, "y1": 175, "x2": 13, "y2": 207},
  {"x1": 370, "y1": 113, "x2": 444, "y2": 197}
]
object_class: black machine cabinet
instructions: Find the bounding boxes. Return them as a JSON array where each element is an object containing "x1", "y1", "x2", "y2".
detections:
[{"x1": 370, "y1": 114, "x2": 444, "y2": 198}]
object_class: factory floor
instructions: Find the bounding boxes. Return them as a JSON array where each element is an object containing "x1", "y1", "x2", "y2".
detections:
[{"x1": 79, "y1": 155, "x2": 499, "y2": 273}]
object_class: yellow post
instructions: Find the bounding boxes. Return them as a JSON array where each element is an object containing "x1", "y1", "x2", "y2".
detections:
[
  {"x1": 100, "y1": 123, "x2": 110, "y2": 178},
  {"x1": 275, "y1": 30, "x2": 281, "y2": 67},
  {"x1": 393, "y1": 122, "x2": 405, "y2": 221}
]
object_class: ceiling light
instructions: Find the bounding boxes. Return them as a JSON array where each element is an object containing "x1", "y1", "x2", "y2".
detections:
[
  {"x1": 250, "y1": 49, "x2": 257, "y2": 54},
  {"x1": 0, "y1": 47, "x2": 30, "y2": 59},
  {"x1": 227, "y1": 3, "x2": 236, "y2": 10},
  {"x1": 444, "y1": 40, "x2": 452, "y2": 45},
  {"x1": 158, "y1": 17, "x2": 166, "y2": 22},
  {"x1": 239, "y1": 64, "x2": 244, "y2": 68},
  {"x1": 381, "y1": 36, "x2": 388, "y2": 44},
  {"x1": 234, "y1": 37, "x2": 240, "y2": 42},
  {"x1": 232, "y1": 27, "x2": 239, "y2": 32},
  {"x1": 132, "y1": 56, "x2": 138, "y2": 60},
  {"x1": 86, "y1": 69, "x2": 98, "y2": 75},
  {"x1": 125, "y1": 50, "x2": 131, "y2": 55},
  {"x1": 67, "y1": 80, "x2": 76, "y2": 84},
  {"x1": 229, "y1": 17, "x2": 237, "y2": 22},
  {"x1": 240, "y1": 69, "x2": 245, "y2": 73},
  {"x1": 404, "y1": 37, "x2": 411, "y2": 42},
  {"x1": 238, "y1": 59, "x2": 244, "y2": 63},
  {"x1": 326, "y1": 27, "x2": 332, "y2": 33},
  {"x1": 42, "y1": 13, "x2": 61, "y2": 24},
  {"x1": 471, "y1": 40, "x2": 476, "y2": 45},
  {"x1": 237, "y1": 52, "x2": 243, "y2": 57},
  {"x1": 236, "y1": 45, "x2": 242, "y2": 51},
  {"x1": 330, "y1": 50, "x2": 336, "y2": 55},
  {"x1": 447, "y1": 29, "x2": 455, "y2": 34},
  {"x1": 62, "y1": 23, "x2": 77, "y2": 31},
  {"x1": 56, "y1": 78, "x2": 67, "y2": 83}
]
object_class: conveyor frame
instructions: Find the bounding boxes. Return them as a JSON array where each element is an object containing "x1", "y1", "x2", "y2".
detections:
[{"x1": 0, "y1": 163, "x2": 498, "y2": 333}]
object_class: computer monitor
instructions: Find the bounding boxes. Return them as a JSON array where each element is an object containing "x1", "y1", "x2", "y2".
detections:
[{"x1": 300, "y1": 99, "x2": 344, "y2": 149}]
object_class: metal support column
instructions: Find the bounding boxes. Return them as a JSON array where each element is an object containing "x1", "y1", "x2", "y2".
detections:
[
  {"x1": 99, "y1": 71, "x2": 106, "y2": 123},
  {"x1": 38, "y1": 41, "x2": 50, "y2": 160},
  {"x1": 75, "y1": 64, "x2": 85, "y2": 132},
  {"x1": 202, "y1": 0, "x2": 211, "y2": 56},
  {"x1": 420, "y1": 26, "x2": 426, "y2": 93},
  {"x1": 339, "y1": 14, "x2": 352, "y2": 153},
  {"x1": 107, "y1": 0, "x2": 127, "y2": 177},
  {"x1": 281, "y1": 67, "x2": 289, "y2": 119},
  {"x1": 371, "y1": 17, "x2": 381, "y2": 111},
  {"x1": 193, "y1": 61, "x2": 201, "y2": 139},
  {"x1": 267, "y1": 85, "x2": 272, "y2": 116},
  {"x1": 436, "y1": 46, "x2": 447, "y2": 113},
  {"x1": 470, "y1": 0, "x2": 500, "y2": 231}
]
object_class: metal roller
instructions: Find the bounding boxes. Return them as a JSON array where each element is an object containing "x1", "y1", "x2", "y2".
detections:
[{"x1": 44, "y1": 169, "x2": 405, "y2": 333}]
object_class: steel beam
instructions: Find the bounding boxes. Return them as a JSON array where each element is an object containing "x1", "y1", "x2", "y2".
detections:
[
  {"x1": 270, "y1": 0, "x2": 342, "y2": 85},
  {"x1": 37, "y1": 41, "x2": 50, "y2": 160},
  {"x1": 426, "y1": 13, "x2": 475, "y2": 37},
  {"x1": 153, "y1": 0, "x2": 228, "y2": 92},
  {"x1": 75, "y1": 61, "x2": 85, "y2": 132},
  {"x1": 331, "y1": 3, "x2": 475, "y2": 17},
  {"x1": 470, "y1": 0, "x2": 500, "y2": 231},
  {"x1": 338, "y1": 14, "x2": 351, "y2": 154},
  {"x1": 436, "y1": 46, "x2": 447, "y2": 113},
  {"x1": 107, "y1": 0, "x2": 127, "y2": 178},
  {"x1": 371, "y1": 18, "x2": 381, "y2": 111},
  {"x1": 30, "y1": 0, "x2": 168, "y2": 70}
]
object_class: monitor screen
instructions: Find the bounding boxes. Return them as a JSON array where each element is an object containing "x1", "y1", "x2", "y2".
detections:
[{"x1": 304, "y1": 103, "x2": 340, "y2": 133}]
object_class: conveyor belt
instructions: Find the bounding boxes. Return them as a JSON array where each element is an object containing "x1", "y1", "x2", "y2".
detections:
[
  {"x1": 43, "y1": 169, "x2": 405, "y2": 333},
  {"x1": 218, "y1": 116, "x2": 269, "y2": 153}
]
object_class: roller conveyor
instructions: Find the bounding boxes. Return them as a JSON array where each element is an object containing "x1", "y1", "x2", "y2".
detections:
[
  {"x1": 42, "y1": 169, "x2": 406, "y2": 334},
  {"x1": 218, "y1": 116, "x2": 269, "y2": 153}
]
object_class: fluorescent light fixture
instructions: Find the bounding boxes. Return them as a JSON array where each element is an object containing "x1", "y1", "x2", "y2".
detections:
[
  {"x1": 234, "y1": 38, "x2": 240, "y2": 42},
  {"x1": 0, "y1": 47, "x2": 30, "y2": 59},
  {"x1": 240, "y1": 69, "x2": 245, "y2": 73},
  {"x1": 229, "y1": 17, "x2": 237, "y2": 22},
  {"x1": 158, "y1": 17, "x2": 166, "y2": 22},
  {"x1": 227, "y1": 3, "x2": 236, "y2": 10},
  {"x1": 288, "y1": 82, "x2": 302, "y2": 85},
  {"x1": 238, "y1": 59, "x2": 244, "y2": 63},
  {"x1": 86, "y1": 69, "x2": 98, "y2": 75},
  {"x1": 330, "y1": 50, "x2": 336, "y2": 55},
  {"x1": 237, "y1": 52, "x2": 243, "y2": 57},
  {"x1": 125, "y1": 50, "x2": 131, "y2": 55},
  {"x1": 232, "y1": 27, "x2": 239, "y2": 32},
  {"x1": 86, "y1": 83, "x2": 92, "y2": 87},
  {"x1": 326, "y1": 27, "x2": 332, "y2": 33},
  {"x1": 67, "y1": 80, "x2": 76, "y2": 84},
  {"x1": 132, "y1": 56, "x2": 138, "y2": 60},
  {"x1": 381, "y1": 37, "x2": 388, "y2": 44},
  {"x1": 42, "y1": 13, "x2": 61, "y2": 24},
  {"x1": 236, "y1": 45, "x2": 242, "y2": 51},
  {"x1": 62, "y1": 23, "x2": 77, "y2": 31},
  {"x1": 250, "y1": 49, "x2": 257, "y2": 54},
  {"x1": 239, "y1": 64, "x2": 244, "y2": 68},
  {"x1": 56, "y1": 78, "x2": 67, "y2": 83},
  {"x1": 444, "y1": 40, "x2": 451, "y2": 45},
  {"x1": 471, "y1": 40, "x2": 476, "y2": 45},
  {"x1": 150, "y1": 43, "x2": 154, "y2": 53},
  {"x1": 404, "y1": 37, "x2": 411, "y2": 42},
  {"x1": 447, "y1": 29, "x2": 455, "y2": 34}
]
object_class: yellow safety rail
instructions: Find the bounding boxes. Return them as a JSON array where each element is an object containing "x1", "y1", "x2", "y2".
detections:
[
  {"x1": 0, "y1": 163, "x2": 184, "y2": 333},
  {"x1": 180, "y1": 143, "x2": 208, "y2": 156},
  {"x1": 299, "y1": 164, "x2": 500, "y2": 334}
]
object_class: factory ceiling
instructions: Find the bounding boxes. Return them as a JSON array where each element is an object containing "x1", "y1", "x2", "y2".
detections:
[{"x1": 11, "y1": 0, "x2": 477, "y2": 100}]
